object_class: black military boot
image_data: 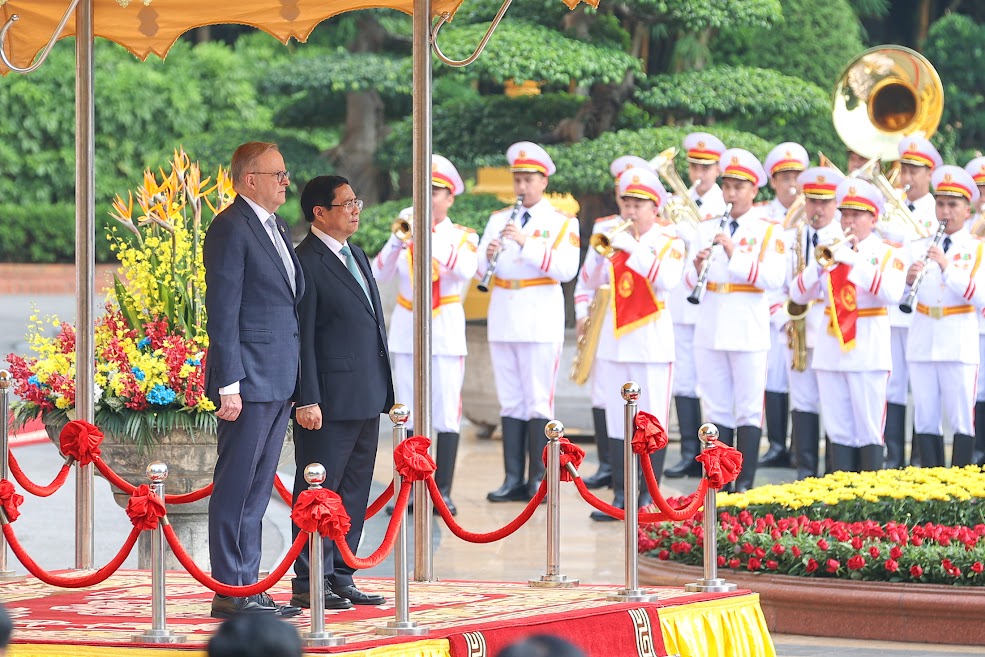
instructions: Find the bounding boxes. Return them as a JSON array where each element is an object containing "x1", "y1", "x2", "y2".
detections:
[
  {"x1": 791, "y1": 411, "x2": 820, "y2": 479},
  {"x1": 583, "y1": 407, "x2": 612, "y2": 489},
  {"x1": 951, "y1": 433, "x2": 975, "y2": 468},
  {"x1": 665, "y1": 396, "x2": 703, "y2": 478},
  {"x1": 435, "y1": 432, "x2": 459, "y2": 515},
  {"x1": 883, "y1": 402, "x2": 906, "y2": 469},
  {"x1": 829, "y1": 443, "x2": 858, "y2": 473},
  {"x1": 591, "y1": 438, "x2": 625, "y2": 522},
  {"x1": 487, "y1": 417, "x2": 530, "y2": 502},
  {"x1": 974, "y1": 401, "x2": 985, "y2": 465},
  {"x1": 526, "y1": 418, "x2": 550, "y2": 499},
  {"x1": 734, "y1": 425, "x2": 762, "y2": 493},
  {"x1": 914, "y1": 434, "x2": 944, "y2": 468},
  {"x1": 859, "y1": 444, "x2": 884, "y2": 471},
  {"x1": 759, "y1": 392, "x2": 791, "y2": 467}
]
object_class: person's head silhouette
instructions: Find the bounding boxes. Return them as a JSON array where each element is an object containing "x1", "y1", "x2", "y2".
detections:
[
  {"x1": 207, "y1": 613, "x2": 301, "y2": 657},
  {"x1": 496, "y1": 634, "x2": 587, "y2": 657}
]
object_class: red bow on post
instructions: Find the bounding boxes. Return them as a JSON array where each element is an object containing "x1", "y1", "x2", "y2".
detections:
[
  {"x1": 59, "y1": 420, "x2": 104, "y2": 465},
  {"x1": 695, "y1": 441, "x2": 743, "y2": 489},
  {"x1": 632, "y1": 411, "x2": 669, "y2": 455}
]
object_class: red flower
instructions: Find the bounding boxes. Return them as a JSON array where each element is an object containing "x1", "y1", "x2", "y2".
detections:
[
  {"x1": 848, "y1": 555, "x2": 866, "y2": 571},
  {"x1": 657, "y1": 550, "x2": 670, "y2": 561},
  {"x1": 717, "y1": 555, "x2": 726, "y2": 567},
  {"x1": 747, "y1": 557, "x2": 762, "y2": 570},
  {"x1": 911, "y1": 536, "x2": 923, "y2": 546},
  {"x1": 772, "y1": 544, "x2": 785, "y2": 555},
  {"x1": 741, "y1": 542, "x2": 755, "y2": 554},
  {"x1": 909, "y1": 564, "x2": 924, "y2": 578},
  {"x1": 766, "y1": 560, "x2": 779, "y2": 570},
  {"x1": 791, "y1": 545, "x2": 802, "y2": 558},
  {"x1": 869, "y1": 546, "x2": 881, "y2": 559},
  {"x1": 728, "y1": 558, "x2": 741, "y2": 569},
  {"x1": 754, "y1": 547, "x2": 766, "y2": 559},
  {"x1": 826, "y1": 559, "x2": 840, "y2": 573},
  {"x1": 890, "y1": 546, "x2": 903, "y2": 559},
  {"x1": 971, "y1": 562, "x2": 984, "y2": 574},
  {"x1": 817, "y1": 538, "x2": 829, "y2": 551},
  {"x1": 884, "y1": 559, "x2": 899, "y2": 572},
  {"x1": 805, "y1": 558, "x2": 819, "y2": 573},
  {"x1": 850, "y1": 537, "x2": 863, "y2": 550}
]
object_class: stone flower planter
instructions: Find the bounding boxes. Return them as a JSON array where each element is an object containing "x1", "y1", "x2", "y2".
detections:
[{"x1": 639, "y1": 556, "x2": 985, "y2": 646}]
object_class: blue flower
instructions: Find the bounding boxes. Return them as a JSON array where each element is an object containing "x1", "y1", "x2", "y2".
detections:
[
  {"x1": 185, "y1": 358, "x2": 201, "y2": 366},
  {"x1": 146, "y1": 385, "x2": 177, "y2": 406},
  {"x1": 131, "y1": 367, "x2": 145, "y2": 381},
  {"x1": 27, "y1": 375, "x2": 40, "y2": 387},
  {"x1": 137, "y1": 337, "x2": 151, "y2": 349}
]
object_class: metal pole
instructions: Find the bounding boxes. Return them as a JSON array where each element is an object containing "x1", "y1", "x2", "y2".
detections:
[
  {"x1": 608, "y1": 382, "x2": 655, "y2": 602},
  {"x1": 135, "y1": 463, "x2": 185, "y2": 643},
  {"x1": 379, "y1": 405, "x2": 429, "y2": 636},
  {"x1": 74, "y1": 0, "x2": 95, "y2": 571},
  {"x1": 686, "y1": 424, "x2": 737, "y2": 593},
  {"x1": 302, "y1": 463, "x2": 345, "y2": 648},
  {"x1": 412, "y1": 0, "x2": 434, "y2": 583},
  {"x1": 0, "y1": 371, "x2": 22, "y2": 580},
  {"x1": 529, "y1": 420, "x2": 578, "y2": 588}
]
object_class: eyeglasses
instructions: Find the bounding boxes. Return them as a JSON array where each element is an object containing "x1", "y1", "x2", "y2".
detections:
[
  {"x1": 250, "y1": 171, "x2": 291, "y2": 184},
  {"x1": 327, "y1": 199, "x2": 364, "y2": 212}
]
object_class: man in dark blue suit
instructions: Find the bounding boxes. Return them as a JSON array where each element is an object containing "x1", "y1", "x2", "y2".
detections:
[
  {"x1": 203, "y1": 142, "x2": 304, "y2": 619},
  {"x1": 290, "y1": 176, "x2": 395, "y2": 609}
]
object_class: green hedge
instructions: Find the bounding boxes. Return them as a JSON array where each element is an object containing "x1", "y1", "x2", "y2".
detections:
[{"x1": 0, "y1": 203, "x2": 118, "y2": 264}]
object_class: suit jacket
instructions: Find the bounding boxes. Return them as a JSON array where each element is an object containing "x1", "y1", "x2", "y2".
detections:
[
  {"x1": 203, "y1": 195, "x2": 305, "y2": 404},
  {"x1": 295, "y1": 231, "x2": 394, "y2": 420}
]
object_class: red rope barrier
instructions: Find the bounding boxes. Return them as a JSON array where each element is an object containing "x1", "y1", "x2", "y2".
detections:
[
  {"x1": 92, "y1": 457, "x2": 213, "y2": 504},
  {"x1": 336, "y1": 481, "x2": 410, "y2": 569},
  {"x1": 429, "y1": 477, "x2": 546, "y2": 542},
  {"x1": 365, "y1": 480, "x2": 394, "y2": 520},
  {"x1": 639, "y1": 456, "x2": 707, "y2": 521},
  {"x1": 164, "y1": 483, "x2": 214, "y2": 505},
  {"x1": 572, "y1": 478, "x2": 670, "y2": 523},
  {"x1": 2, "y1": 524, "x2": 140, "y2": 588},
  {"x1": 273, "y1": 475, "x2": 292, "y2": 505},
  {"x1": 6, "y1": 451, "x2": 71, "y2": 497},
  {"x1": 164, "y1": 524, "x2": 307, "y2": 597}
]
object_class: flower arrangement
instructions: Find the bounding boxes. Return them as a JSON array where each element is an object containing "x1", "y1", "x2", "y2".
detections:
[
  {"x1": 5, "y1": 149, "x2": 234, "y2": 446},
  {"x1": 640, "y1": 467, "x2": 985, "y2": 586}
]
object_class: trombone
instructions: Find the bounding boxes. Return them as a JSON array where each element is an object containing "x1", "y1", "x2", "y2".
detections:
[
  {"x1": 590, "y1": 220, "x2": 636, "y2": 258},
  {"x1": 816, "y1": 228, "x2": 859, "y2": 269},
  {"x1": 853, "y1": 158, "x2": 931, "y2": 239}
]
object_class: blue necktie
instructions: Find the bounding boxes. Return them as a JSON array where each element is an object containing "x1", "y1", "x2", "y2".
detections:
[
  {"x1": 943, "y1": 237, "x2": 952, "y2": 253},
  {"x1": 729, "y1": 219, "x2": 739, "y2": 236},
  {"x1": 520, "y1": 211, "x2": 531, "y2": 228},
  {"x1": 340, "y1": 244, "x2": 372, "y2": 306}
]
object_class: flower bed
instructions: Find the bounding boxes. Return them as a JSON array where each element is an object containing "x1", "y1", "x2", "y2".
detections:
[{"x1": 640, "y1": 467, "x2": 985, "y2": 586}]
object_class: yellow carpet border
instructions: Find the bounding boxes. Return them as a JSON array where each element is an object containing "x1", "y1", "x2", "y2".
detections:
[{"x1": 658, "y1": 593, "x2": 775, "y2": 657}]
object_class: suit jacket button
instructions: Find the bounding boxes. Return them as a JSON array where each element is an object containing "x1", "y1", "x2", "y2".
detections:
[
  {"x1": 379, "y1": 350, "x2": 385, "y2": 357},
  {"x1": 294, "y1": 333, "x2": 299, "y2": 338}
]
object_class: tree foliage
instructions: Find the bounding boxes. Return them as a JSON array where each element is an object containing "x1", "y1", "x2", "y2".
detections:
[{"x1": 924, "y1": 13, "x2": 985, "y2": 157}]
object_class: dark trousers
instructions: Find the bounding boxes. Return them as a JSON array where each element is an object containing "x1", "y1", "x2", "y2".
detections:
[
  {"x1": 209, "y1": 400, "x2": 292, "y2": 586},
  {"x1": 292, "y1": 415, "x2": 380, "y2": 588}
]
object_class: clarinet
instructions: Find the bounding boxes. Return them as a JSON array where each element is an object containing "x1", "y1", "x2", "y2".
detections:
[
  {"x1": 687, "y1": 203, "x2": 733, "y2": 305},
  {"x1": 477, "y1": 195, "x2": 525, "y2": 292},
  {"x1": 900, "y1": 220, "x2": 948, "y2": 313}
]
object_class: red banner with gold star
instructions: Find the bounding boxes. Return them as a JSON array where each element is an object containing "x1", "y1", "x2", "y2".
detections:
[
  {"x1": 825, "y1": 263, "x2": 858, "y2": 351},
  {"x1": 608, "y1": 250, "x2": 662, "y2": 337}
]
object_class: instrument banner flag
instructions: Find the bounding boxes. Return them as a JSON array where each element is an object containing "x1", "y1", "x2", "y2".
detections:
[
  {"x1": 826, "y1": 263, "x2": 858, "y2": 351},
  {"x1": 407, "y1": 245, "x2": 443, "y2": 312},
  {"x1": 608, "y1": 250, "x2": 661, "y2": 337}
]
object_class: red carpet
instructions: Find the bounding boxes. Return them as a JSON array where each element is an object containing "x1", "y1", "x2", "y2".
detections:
[{"x1": 0, "y1": 571, "x2": 757, "y2": 655}]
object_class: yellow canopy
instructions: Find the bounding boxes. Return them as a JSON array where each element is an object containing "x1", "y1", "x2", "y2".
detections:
[{"x1": 0, "y1": 0, "x2": 466, "y2": 73}]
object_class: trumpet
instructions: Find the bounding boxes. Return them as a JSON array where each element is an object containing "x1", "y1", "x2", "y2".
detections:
[
  {"x1": 392, "y1": 217, "x2": 412, "y2": 242},
  {"x1": 816, "y1": 228, "x2": 859, "y2": 269},
  {"x1": 687, "y1": 203, "x2": 733, "y2": 305},
  {"x1": 477, "y1": 195, "x2": 525, "y2": 292},
  {"x1": 590, "y1": 220, "x2": 636, "y2": 258},
  {"x1": 900, "y1": 220, "x2": 948, "y2": 313}
]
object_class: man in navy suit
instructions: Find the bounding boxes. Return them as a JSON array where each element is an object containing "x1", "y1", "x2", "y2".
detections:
[
  {"x1": 290, "y1": 176, "x2": 395, "y2": 609},
  {"x1": 203, "y1": 142, "x2": 304, "y2": 619}
]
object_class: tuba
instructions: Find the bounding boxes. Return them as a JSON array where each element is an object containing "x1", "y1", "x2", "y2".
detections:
[
  {"x1": 570, "y1": 284, "x2": 610, "y2": 384},
  {"x1": 649, "y1": 147, "x2": 702, "y2": 227}
]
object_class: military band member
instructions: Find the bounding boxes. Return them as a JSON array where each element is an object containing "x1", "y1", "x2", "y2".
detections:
[
  {"x1": 964, "y1": 156, "x2": 985, "y2": 466},
  {"x1": 478, "y1": 142, "x2": 580, "y2": 502},
  {"x1": 580, "y1": 167, "x2": 685, "y2": 516},
  {"x1": 759, "y1": 142, "x2": 810, "y2": 470},
  {"x1": 665, "y1": 132, "x2": 727, "y2": 479},
  {"x1": 846, "y1": 146, "x2": 869, "y2": 175},
  {"x1": 685, "y1": 149, "x2": 786, "y2": 491},
  {"x1": 786, "y1": 166, "x2": 848, "y2": 477},
  {"x1": 885, "y1": 137, "x2": 943, "y2": 467},
  {"x1": 790, "y1": 179, "x2": 905, "y2": 472},
  {"x1": 372, "y1": 156, "x2": 478, "y2": 515},
  {"x1": 575, "y1": 155, "x2": 651, "y2": 492},
  {"x1": 905, "y1": 165, "x2": 985, "y2": 468}
]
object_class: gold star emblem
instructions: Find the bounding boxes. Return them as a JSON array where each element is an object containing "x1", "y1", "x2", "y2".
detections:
[
  {"x1": 818, "y1": 175, "x2": 826, "y2": 183},
  {"x1": 944, "y1": 173, "x2": 953, "y2": 183},
  {"x1": 698, "y1": 141, "x2": 706, "y2": 149},
  {"x1": 632, "y1": 175, "x2": 640, "y2": 183},
  {"x1": 849, "y1": 186, "x2": 857, "y2": 195}
]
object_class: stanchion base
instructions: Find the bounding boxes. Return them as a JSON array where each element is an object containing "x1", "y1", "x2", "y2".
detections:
[
  {"x1": 528, "y1": 574, "x2": 579, "y2": 588},
  {"x1": 606, "y1": 589, "x2": 657, "y2": 602},
  {"x1": 376, "y1": 621, "x2": 430, "y2": 636},
  {"x1": 133, "y1": 630, "x2": 186, "y2": 644},
  {"x1": 302, "y1": 632, "x2": 346, "y2": 647},
  {"x1": 0, "y1": 570, "x2": 25, "y2": 582},
  {"x1": 684, "y1": 579, "x2": 737, "y2": 593}
]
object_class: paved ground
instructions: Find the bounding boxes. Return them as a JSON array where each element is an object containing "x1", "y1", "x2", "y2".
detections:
[{"x1": 1, "y1": 292, "x2": 976, "y2": 656}]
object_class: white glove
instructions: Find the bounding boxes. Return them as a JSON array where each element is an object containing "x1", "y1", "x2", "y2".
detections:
[
  {"x1": 609, "y1": 231, "x2": 639, "y2": 255},
  {"x1": 389, "y1": 232, "x2": 409, "y2": 250},
  {"x1": 833, "y1": 244, "x2": 857, "y2": 265}
]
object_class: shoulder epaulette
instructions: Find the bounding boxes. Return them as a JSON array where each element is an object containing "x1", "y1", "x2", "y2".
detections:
[
  {"x1": 557, "y1": 210, "x2": 577, "y2": 219},
  {"x1": 452, "y1": 223, "x2": 477, "y2": 233},
  {"x1": 882, "y1": 238, "x2": 903, "y2": 248},
  {"x1": 594, "y1": 214, "x2": 619, "y2": 224},
  {"x1": 761, "y1": 216, "x2": 781, "y2": 225}
]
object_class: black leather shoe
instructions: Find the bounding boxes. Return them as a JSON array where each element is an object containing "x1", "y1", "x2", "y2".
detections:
[
  {"x1": 332, "y1": 584, "x2": 385, "y2": 606},
  {"x1": 257, "y1": 592, "x2": 302, "y2": 618},
  {"x1": 758, "y1": 445, "x2": 791, "y2": 468},
  {"x1": 289, "y1": 589, "x2": 353, "y2": 610},
  {"x1": 440, "y1": 493, "x2": 458, "y2": 516},
  {"x1": 487, "y1": 483, "x2": 530, "y2": 503},
  {"x1": 664, "y1": 459, "x2": 702, "y2": 478},
  {"x1": 582, "y1": 470, "x2": 612, "y2": 489},
  {"x1": 210, "y1": 594, "x2": 278, "y2": 619}
]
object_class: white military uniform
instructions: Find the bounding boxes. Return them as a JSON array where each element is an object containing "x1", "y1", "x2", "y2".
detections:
[
  {"x1": 764, "y1": 198, "x2": 793, "y2": 397},
  {"x1": 905, "y1": 226, "x2": 985, "y2": 436},
  {"x1": 686, "y1": 203, "x2": 786, "y2": 427},
  {"x1": 373, "y1": 216, "x2": 478, "y2": 433},
  {"x1": 477, "y1": 197, "x2": 580, "y2": 420},
  {"x1": 581, "y1": 217, "x2": 686, "y2": 437},
  {"x1": 792, "y1": 233, "x2": 906, "y2": 446}
]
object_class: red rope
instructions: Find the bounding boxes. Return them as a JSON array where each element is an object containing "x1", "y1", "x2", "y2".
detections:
[
  {"x1": 6, "y1": 451, "x2": 71, "y2": 497},
  {"x1": 92, "y1": 457, "x2": 213, "y2": 504},
  {"x1": 429, "y1": 477, "x2": 546, "y2": 542},
  {"x1": 336, "y1": 480, "x2": 409, "y2": 569},
  {"x1": 273, "y1": 475, "x2": 292, "y2": 505},
  {"x1": 164, "y1": 524, "x2": 307, "y2": 597},
  {"x1": 164, "y1": 483, "x2": 214, "y2": 505},
  {"x1": 365, "y1": 480, "x2": 394, "y2": 520},
  {"x1": 572, "y1": 478, "x2": 670, "y2": 523},
  {"x1": 640, "y1": 456, "x2": 708, "y2": 521},
  {"x1": 2, "y1": 524, "x2": 140, "y2": 588}
]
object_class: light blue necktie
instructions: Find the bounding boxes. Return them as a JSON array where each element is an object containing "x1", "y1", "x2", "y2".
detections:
[{"x1": 340, "y1": 244, "x2": 372, "y2": 305}]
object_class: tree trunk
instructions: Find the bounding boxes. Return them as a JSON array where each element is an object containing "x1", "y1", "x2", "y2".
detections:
[{"x1": 329, "y1": 91, "x2": 387, "y2": 204}]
